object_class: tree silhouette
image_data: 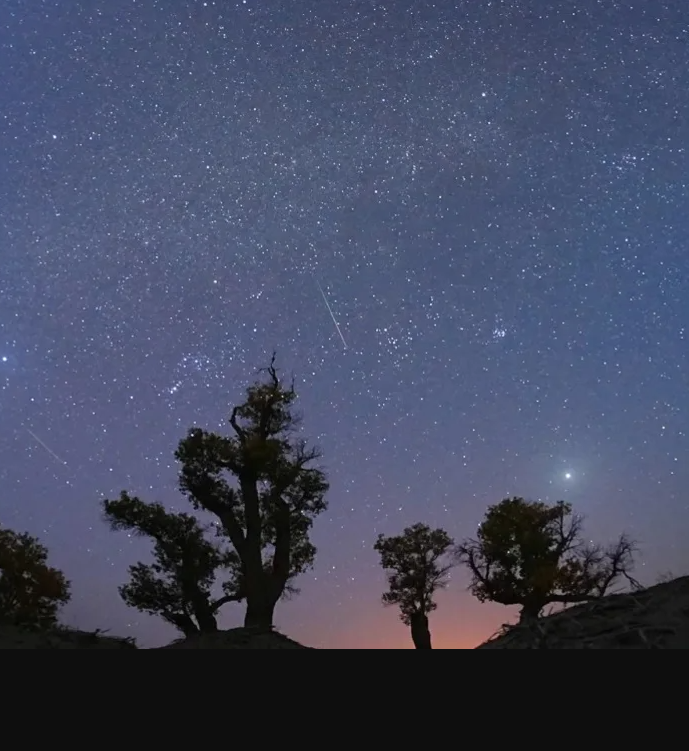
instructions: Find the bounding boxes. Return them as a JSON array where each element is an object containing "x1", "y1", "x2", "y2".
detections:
[
  {"x1": 103, "y1": 494, "x2": 242, "y2": 636},
  {"x1": 0, "y1": 525, "x2": 70, "y2": 629},
  {"x1": 456, "y1": 497, "x2": 638, "y2": 623},
  {"x1": 374, "y1": 523, "x2": 455, "y2": 649},
  {"x1": 175, "y1": 355, "x2": 329, "y2": 629}
]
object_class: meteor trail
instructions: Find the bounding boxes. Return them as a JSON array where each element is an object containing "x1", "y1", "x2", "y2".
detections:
[
  {"x1": 316, "y1": 279, "x2": 348, "y2": 350},
  {"x1": 26, "y1": 428, "x2": 67, "y2": 466}
]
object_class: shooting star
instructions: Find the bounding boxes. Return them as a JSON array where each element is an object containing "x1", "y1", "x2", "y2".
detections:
[
  {"x1": 25, "y1": 428, "x2": 67, "y2": 466},
  {"x1": 316, "y1": 279, "x2": 349, "y2": 350}
]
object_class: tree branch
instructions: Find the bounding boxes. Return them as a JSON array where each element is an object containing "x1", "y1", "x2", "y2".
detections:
[
  {"x1": 271, "y1": 498, "x2": 292, "y2": 589},
  {"x1": 163, "y1": 610, "x2": 199, "y2": 637},
  {"x1": 229, "y1": 406, "x2": 245, "y2": 440},
  {"x1": 210, "y1": 592, "x2": 245, "y2": 613},
  {"x1": 553, "y1": 506, "x2": 581, "y2": 558},
  {"x1": 595, "y1": 535, "x2": 639, "y2": 595},
  {"x1": 185, "y1": 479, "x2": 247, "y2": 558}
]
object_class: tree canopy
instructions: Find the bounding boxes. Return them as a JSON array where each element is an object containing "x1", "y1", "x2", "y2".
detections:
[
  {"x1": 456, "y1": 497, "x2": 637, "y2": 622},
  {"x1": 173, "y1": 355, "x2": 329, "y2": 629},
  {"x1": 103, "y1": 493, "x2": 242, "y2": 636},
  {"x1": 0, "y1": 525, "x2": 70, "y2": 630},
  {"x1": 374, "y1": 523, "x2": 455, "y2": 649}
]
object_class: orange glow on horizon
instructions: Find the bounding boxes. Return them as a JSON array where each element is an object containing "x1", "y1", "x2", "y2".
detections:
[{"x1": 289, "y1": 592, "x2": 515, "y2": 649}]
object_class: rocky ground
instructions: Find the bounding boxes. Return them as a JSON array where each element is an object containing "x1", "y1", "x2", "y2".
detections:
[{"x1": 476, "y1": 576, "x2": 689, "y2": 649}]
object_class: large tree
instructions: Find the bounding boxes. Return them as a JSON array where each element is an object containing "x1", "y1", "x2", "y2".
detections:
[
  {"x1": 103, "y1": 493, "x2": 242, "y2": 636},
  {"x1": 175, "y1": 355, "x2": 329, "y2": 629},
  {"x1": 374, "y1": 523, "x2": 455, "y2": 649},
  {"x1": 0, "y1": 525, "x2": 71, "y2": 629},
  {"x1": 456, "y1": 497, "x2": 638, "y2": 623}
]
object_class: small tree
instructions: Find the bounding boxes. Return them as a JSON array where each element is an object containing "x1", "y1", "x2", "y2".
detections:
[
  {"x1": 104, "y1": 493, "x2": 242, "y2": 636},
  {"x1": 0, "y1": 525, "x2": 70, "y2": 629},
  {"x1": 456, "y1": 497, "x2": 638, "y2": 623},
  {"x1": 374, "y1": 523, "x2": 455, "y2": 649},
  {"x1": 175, "y1": 355, "x2": 329, "y2": 629}
]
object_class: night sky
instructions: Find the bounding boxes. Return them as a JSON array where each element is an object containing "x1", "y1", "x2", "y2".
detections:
[{"x1": 2, "y1": 0, "x2": 688, "y2": 648}]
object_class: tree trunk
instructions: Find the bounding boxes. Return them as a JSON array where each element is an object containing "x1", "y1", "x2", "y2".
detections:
[
  {"x1": 183, "y1": 584, "x2": 219, "y2": 634},
  {"x1": 195, "y1": 607, "x2": 219, "y2": 634},
  {"x1": 243, "y1": 593, "x2": 277, "y2": 630},
  {"x1": 167, "y1": 613, "x2": 200, "y2": 637},
  {"x1": 519, "y1": 602, "x2": 542, "y2": 625},
  {"x1": 410, "y1": 611, "x2": 432, "y2": 650},
  {"x1": 240, "y1": 474, "x2": 277, "y2": 630}
]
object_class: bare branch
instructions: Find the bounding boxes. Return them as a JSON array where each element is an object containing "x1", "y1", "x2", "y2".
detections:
[
  {"x1": 553, "y1": 506, "x2": 582, "y2": 557},
  {"x1": 595, "y1": 534, "x2": 639, "y2": 595}
]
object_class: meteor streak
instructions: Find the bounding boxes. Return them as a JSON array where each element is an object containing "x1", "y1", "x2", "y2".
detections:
[
  {"x1": 316, "y1": 279, "x2": 348, "y2": 350},
  {"x1": 26, "y1": 428, "x2": 67, "y2": 466}
]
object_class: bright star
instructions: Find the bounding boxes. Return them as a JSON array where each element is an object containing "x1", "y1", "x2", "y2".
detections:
[{"x1": 564, "y1": 472, "x2": 572, "y2": 480}]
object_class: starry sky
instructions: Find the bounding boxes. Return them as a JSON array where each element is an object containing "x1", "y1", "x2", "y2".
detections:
[{"x1": 1, "y1": 0, "x2": 688, "y2": 649}]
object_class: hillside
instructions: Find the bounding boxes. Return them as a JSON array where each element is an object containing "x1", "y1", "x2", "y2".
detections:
[
  {"x1": 155, "y1": 627, "x2": 312, "y2": 649},
  {"x1": 476, "y1": 576, "x2": 689, "y2": 649},
  {"x1": 0, "y1": 623, "x2": 312, "y2": 649},
  {"x1": 0, "y1": 625, "x2": 136, "y2": 649}
]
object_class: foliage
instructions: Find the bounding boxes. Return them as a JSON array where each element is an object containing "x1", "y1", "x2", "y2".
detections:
[
  {"x1": 0, "y1": 525, "x2": 70, "y2": 629},
  {"x1": 174, "y1": 354, "x2": 329, "y2": 629},
  {"x1": 374, "y1": 523, "x2": 455, "y2": 625},
  {"x1": 103, "y1": 493, "x2": 241, "y2": 636},
  {"x1": 456, "y1": 497, "x2": 638, "y2": 621}
]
